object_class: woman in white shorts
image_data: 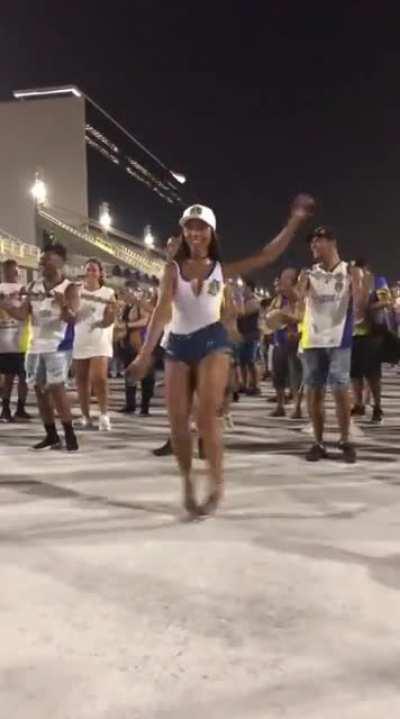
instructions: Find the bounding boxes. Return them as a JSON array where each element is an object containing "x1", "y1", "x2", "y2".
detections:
[{"x1": 73, "y1": 259, "x2": 116, "y2": 431}]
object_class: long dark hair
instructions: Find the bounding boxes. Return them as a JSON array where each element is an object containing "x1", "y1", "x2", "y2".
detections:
[
  {"x1": 174, "y1": 229, "x2": 223, "y2": 265},
  {"x1": 85, "y1": 258, "x2": 105, "y2": 286}
]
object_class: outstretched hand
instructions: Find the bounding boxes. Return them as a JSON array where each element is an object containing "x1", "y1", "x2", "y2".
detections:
[
  {"x1": 125, "y1": 353, "x2": 153, "y2": 382},
  {"x1": 290, "y1": 193, "x2": 316, "y2": 222}
]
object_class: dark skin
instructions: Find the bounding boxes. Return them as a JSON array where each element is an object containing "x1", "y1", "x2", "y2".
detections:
[
  {"x1": 0, "y1": 261, "x2": 28, "y2": 410},
  {"x1": 0, "y1": 251, "x2": 76, "y2": 426},
  {"x1": 128, "y1": 194, "x2": 315, "y2": 516}
]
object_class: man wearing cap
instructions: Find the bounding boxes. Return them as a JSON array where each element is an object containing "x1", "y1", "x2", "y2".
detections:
[{"x1": 298, "y1": 226, "x2": 367, "y2": 463}]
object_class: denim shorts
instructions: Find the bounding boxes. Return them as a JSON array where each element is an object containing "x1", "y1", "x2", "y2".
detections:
[
  {"x1": 301, "y1": 347, "x2": 351, "y2": 389},
  {"x1": 165, "y1": 322, "x2": 230, "y2": 365},
  {"x1": 25, "y1": 351, "x2": 69, "y2": 388},
  {"x1": 239, "y1": 339, "x2": 259, "y2": 366}
]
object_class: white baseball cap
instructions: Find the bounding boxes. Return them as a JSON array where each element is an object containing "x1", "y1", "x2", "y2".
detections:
[{"x1": 179, "y1": 204, "x2": 217, "y2": 231}]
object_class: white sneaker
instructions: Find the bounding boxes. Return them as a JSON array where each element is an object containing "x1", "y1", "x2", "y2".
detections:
[{"x1": 99, "y1": 414, "x2": 112, "y2": 431}]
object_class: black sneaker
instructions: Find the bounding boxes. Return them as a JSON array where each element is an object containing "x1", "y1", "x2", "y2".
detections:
[
  {"x1": 351, "y1": 405, "x2": 365, "y2": 417},
  {"x1": 306, "y1": 443, "x2": 328, "y2": 462},
  {"x1": 232, "y1": 391, "x2": 240, "y2": 403},
  {"x1": 65, "y1": 430, "x2": 79, "y2": 452},
  {"x1": 140, "y1": 408, "x2": 150, "y2": 417},
  {"x1": 371, "y1": 407, "x2": 383, "y2": 425},
  {"x1": 33, "y1": 436, "x2": 62, "y2": 451},
  {"x1": 338, "y1": 441, "x2": 357, "y2": 464},
  {"x1": 0, "y1": 405, "x2": 13, "y2": 422},
  {"x1": 14, "y1": 408, "x2": 32, "y2": 421},
  {"x1": 153, "y1": 439, "x2": 173, "y2": 457},
  {"x1": 118, "y1": 406, "x2": 136, "y2": 414}
]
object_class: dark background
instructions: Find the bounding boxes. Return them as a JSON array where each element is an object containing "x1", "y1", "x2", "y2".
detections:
[{"x1": 1, "y1": 2, "x2": 400, "y2": 284}]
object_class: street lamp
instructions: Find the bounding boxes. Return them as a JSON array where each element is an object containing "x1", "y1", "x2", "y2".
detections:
[
  {"x1": 31, "y1": 172, "x2": 47, "y2": 205},
  {"x1": 171, "y1": 172, "x2": 187, "y2": 185},
  {"x1": 144, "y1": 225, "x2": 155, "y2": 249},
  {"x1": 99, "y1": 202, "x2": 112, "y2": 232}
]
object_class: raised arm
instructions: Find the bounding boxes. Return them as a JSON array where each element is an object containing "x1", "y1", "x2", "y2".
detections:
[{"x1": 223, "y1": 194, "x2": 315, "y2": 279}]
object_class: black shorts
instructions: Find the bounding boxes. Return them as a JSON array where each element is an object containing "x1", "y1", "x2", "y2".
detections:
[
  {"x1": 0, "y1": 352, "x2": 26, "y2": 377},
  {"x1": 272, "y1": 343, "x2": 303, "y2": 391},
  {"x1": 350, "y1": 335, "x2": 382, "y2": 380}
]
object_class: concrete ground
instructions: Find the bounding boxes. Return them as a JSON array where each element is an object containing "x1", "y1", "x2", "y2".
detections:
[{"x1": 1, "y1": 371, "x2": 400, "y2": 718}]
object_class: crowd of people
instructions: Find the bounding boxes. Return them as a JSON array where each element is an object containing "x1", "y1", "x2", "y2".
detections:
[{"x1": 1, "y1": 194, "x2": 400, "y2": 517}]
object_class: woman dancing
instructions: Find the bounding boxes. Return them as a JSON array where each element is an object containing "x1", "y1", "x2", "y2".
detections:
[{"x1": 129, "y1": 196, "x2": 315, "y2": 516}]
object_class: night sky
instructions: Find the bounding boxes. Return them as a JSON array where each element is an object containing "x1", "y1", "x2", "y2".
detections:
[{"x1": 2, "y1": 2, "x2": 400, "y2": 283}]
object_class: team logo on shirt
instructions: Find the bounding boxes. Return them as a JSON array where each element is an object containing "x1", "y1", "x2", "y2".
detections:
[
  {"x1": 335, "y1": 273, "x2": 345, "y2": 294},
  {"x1": 208, "y1": 279, "x2": 221, "y2": 296}
]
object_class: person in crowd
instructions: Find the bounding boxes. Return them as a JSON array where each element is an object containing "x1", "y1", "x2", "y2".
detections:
[
  {"x1": 73, "y1": 259, "x2": 116, "y2": 431},
  {"x1": 0, "y1": 244, "x2": 79, "y2": 450},
  {"x1": 237, "y1": 278, "x2": 261, "y2": 395},
  {"x1": 119, "y1": 285, "x2": 155, "y2": 415},
  {"x1": 109, "y1": 290, "x2": 126, "y2": 378},
  {"x1": 128, "y1": 195, "x2": 315, "y2": 517},
  {"x1": 350, "y1": 260, "x2": 386, "y2": 424},
  {"x1": 220, "y1": 280, "x2": 242, "y2": 427},
  {"x1": 259, "y1": 296, "x2": 273, "y2": 382},
  {"x1": 266, "y1": 267, "x2": 303, "y2": 418},
  {"x1": 297, "y1": 227, "x2": 367, "y2": 463},
  {"x1": 0, "y1": 259, "x2": 31, "y2": 421}
]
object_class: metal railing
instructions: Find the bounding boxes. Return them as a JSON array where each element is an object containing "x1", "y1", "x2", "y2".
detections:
[
  {"x1": 39, "y1": 208, "x2": 165, "y2": 278},
  {"x1": 0, "y1": 228, "x2": 41, "y2": 268}
]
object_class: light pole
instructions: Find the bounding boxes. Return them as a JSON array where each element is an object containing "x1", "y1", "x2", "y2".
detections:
[
  {"x1": 30, "y1": 171, "x2": 48, "y2": 247},
  {"x1": 99, "y1": 202, "x2": 112, "y2": 233},
  {"x1": 144, "y1": 225, "x2": 155, "y2": 250}
]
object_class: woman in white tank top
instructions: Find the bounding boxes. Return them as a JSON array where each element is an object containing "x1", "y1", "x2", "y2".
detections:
[
  {"x1": 128, "y1": 196, "x2": 315, "y2": 517},
  {"x1": 73, "y1": 259, "x2": 116, "y2": 431}
]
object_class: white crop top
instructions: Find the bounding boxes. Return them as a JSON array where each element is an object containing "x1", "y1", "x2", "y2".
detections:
[{"x1": 169, "y1": 261, "x2": 224, "y2": 335}]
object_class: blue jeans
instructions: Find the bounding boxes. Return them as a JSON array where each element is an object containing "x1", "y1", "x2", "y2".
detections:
[{"x1": 301, "y1": 347, "x2": 351, "y2": 389}]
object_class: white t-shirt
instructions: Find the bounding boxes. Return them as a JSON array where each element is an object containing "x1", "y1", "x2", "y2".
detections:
[
  {"x1": 0, "y1": 283, "x2": 31, "y2": 354},
  {"x1": 73, "y1": 285, "x2": 115, "y2": 359},
  {"x1": 301, "y1": 261, "x2": 353, "y2": 349},
  {"x1": 170, "y1": 261, "x2": 225, "y2": 335},
  {"x1": 29, "y1": 278, "x2": 71, "y2": 354}
]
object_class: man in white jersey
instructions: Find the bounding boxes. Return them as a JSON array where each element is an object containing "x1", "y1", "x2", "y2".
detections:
[
  {"x1": 0, "y1": 244, "x2": 79, "y2": 451},
  {"x1": 0, "y1": 259, "x2": 31, "y2": 421},
  {"x1": 298, "y1": 226, "x2": 366, "y2": 463}
]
